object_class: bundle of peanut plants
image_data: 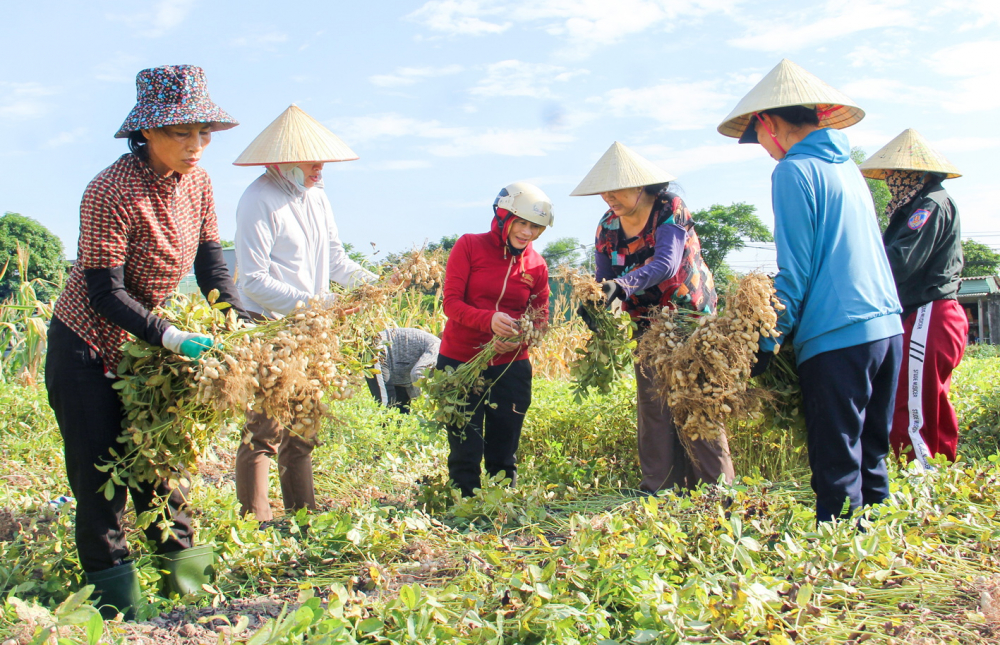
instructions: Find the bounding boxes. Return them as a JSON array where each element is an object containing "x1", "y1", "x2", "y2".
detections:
[
  {"x1": 106, "y1": 250, "x2": 445, "y2": 521},
  {"x1": 419, "y1": 305, "x2": 546, "y2": 428},
  {"x1": 637, "y1": 272, "x2": 784, "y2": 444},
  {"x1": 560, "y1": 267, "x2": 635, "y2": 398}
]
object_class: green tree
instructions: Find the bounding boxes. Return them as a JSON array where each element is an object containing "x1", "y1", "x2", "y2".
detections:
[
  {"x1": 382, "y1": 234, "x2": 460, "y2": 271},
  {"x1": 850, "y1": 147, "x2": 892, "y2": 231},
  {"x1": 962, "y1": 239, "x2": 1000, "y2": 277},
  {"x1": 340, "y1": 242, "x2": 368, "y2": 266},
  {"x1": 426, "y1": 234, "x2": 459, "y2": 255},
  {"x1": 691, "y1": 202, "x2": 773, "y2": 277},
  {"x1": 540, "y1": 237, "x2": 583, "y2": 269},
  {"x1": 0, "y1": 212, "x2": 66, "y2": 302}
]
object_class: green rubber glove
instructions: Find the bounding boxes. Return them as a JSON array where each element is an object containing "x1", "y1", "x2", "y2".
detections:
[
  {"x1": 179, "y1": 336, "x2": 213, "y2": 359},
  {"x1": 162, "y1": 326, "x2": 214, "y2": 359}
]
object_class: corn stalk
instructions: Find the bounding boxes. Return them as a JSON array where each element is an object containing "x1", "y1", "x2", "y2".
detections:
[{"x1": 0, "y1": 243, "x2": 55, "y2": 386}]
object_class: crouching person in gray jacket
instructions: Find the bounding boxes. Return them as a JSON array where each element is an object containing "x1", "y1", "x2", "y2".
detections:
[{"x1": 366, "y1": 328, "x2": 440, "y2": 414}]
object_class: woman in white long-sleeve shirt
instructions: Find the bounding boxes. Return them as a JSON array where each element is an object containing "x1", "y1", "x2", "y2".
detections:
[{"x1": 232, "y1": 105, "x2": 375, "y2": 520}]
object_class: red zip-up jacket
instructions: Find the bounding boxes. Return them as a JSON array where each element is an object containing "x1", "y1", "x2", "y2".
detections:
[{"x1": 440, "y1": 210, "x2": 550, "y2": 365}]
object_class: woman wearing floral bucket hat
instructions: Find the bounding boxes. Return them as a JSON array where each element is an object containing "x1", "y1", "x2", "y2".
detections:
[
  {"x1": 231, "y1": 104, "x2": 376, "y2": 521},
  {"x1": 718, "y1": 59, "x2": 903, "y2": 523},
  {"x1": 45, "y1": 65, "x2": 244, "y2": 619},
  {"x1": 570, "y1": 142, "x2": 732, "y2": 494},
  {"x1": 439, "y1": 182, "x2": 552, "y2": 497},
  {"x1": 860, "y1": 129, "x2": 967, "y2": 467}
]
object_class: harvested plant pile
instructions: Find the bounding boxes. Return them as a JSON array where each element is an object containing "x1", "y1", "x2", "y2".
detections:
[
  {"x1": 420, "y1": 307, "x2": 546, "y2": 428},
  {"x1": 108, "y1": 250, "x2": 445, "y2": 502},
  {"x1": 561, "y1": 267, "x2": 635, "y2": 398},
  {"x1": 637, "y1": 273, "x2": 784, "y2": 443}
]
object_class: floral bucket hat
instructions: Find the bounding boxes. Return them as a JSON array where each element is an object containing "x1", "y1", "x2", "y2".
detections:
[{"x1": 114, "y1": 65, "x2": 238, "y2": 139}]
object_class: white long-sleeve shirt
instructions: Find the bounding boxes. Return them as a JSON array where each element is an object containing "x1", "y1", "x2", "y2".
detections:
[{"x1": 235, "y1": 171, "x2": 376, "y2": 318}]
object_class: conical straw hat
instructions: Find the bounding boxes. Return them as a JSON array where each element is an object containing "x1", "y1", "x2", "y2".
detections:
[
  {"x1": 233, "y1": 104, "x2": 358, "y2": 166},
  {"x1": 717, "y1": 59, "x2": 864, "y2": 139},
  {"x1": 859, "y1": 128, "x2": 961, "y2": 180},
  {"x1": 570, "y1": 141, "x2": 677, "y2": 196}
]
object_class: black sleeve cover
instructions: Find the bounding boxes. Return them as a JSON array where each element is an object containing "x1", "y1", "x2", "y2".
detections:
[
  {"x1": 194, "y1": 241, "x2": 250, "y2": 320},
  {"x1": 84, "y1": 266, "x2": 169, "y2": 345}
]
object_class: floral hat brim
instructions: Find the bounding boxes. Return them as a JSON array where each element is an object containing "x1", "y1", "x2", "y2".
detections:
[{"x1": 114, "y1": 65, "x2": 238, "y2": 139}]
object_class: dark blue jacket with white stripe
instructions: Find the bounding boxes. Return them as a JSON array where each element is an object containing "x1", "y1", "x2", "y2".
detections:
[{"x1": 882, "y1": 178, "x2": 963, "y2": 319}]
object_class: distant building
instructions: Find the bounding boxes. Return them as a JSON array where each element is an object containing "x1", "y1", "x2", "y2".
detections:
[{"x1": 957, "y1": 275, "x2": 1000, "y2": 344}]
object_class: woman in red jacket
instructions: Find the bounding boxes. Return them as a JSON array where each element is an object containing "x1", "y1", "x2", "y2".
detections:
[{"x1": 438, "y1": 182, "x2": 553, "y2": 496}]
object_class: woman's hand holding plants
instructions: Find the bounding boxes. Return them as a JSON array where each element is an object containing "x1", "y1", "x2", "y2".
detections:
[
  {"x1": 161, "y1": 326, "x2": 214, "y2": 359},
  {"x1": 601, "y1": 280, "x2": 624, "y2": 307},
  {"x1": 491, "y1": 312, "x2": 518, "y2": 337},
  {"x1": 491, "y1": 312, "x2": 521, "y2": 353}
]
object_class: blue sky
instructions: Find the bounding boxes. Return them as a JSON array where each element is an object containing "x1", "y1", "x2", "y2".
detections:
[{"x1": 3, "y1": 0, "x2": 999, "y2": 271}]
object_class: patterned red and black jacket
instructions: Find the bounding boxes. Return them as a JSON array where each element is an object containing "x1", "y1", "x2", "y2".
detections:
[{"x1": 54, "y1": 153, "x2": 222, "y2": 371}]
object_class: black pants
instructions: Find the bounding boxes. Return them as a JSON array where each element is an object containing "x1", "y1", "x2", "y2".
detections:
[
  {"x1": 798, "y1": 335, "x2": 903, "y2": 522},
  {"x1": 438, "y1": 355, "x2": 532, "y2": 497},
  {"x1": 45, "y1": 317, "x2": 193, "y2": 572},
  {"x1": 365, "y1": 375, "x2": 412, "y2": 414}
]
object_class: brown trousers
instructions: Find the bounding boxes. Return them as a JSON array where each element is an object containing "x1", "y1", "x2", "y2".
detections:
[
  {"x1": 234, "y1": 411, "x2": 316, "y2": 521},
  {"x1": 635, "y1": 360, "x2": 735, "y2": 492}
]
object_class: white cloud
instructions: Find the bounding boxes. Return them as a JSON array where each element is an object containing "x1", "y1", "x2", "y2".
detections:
[
  {"x1": 951, "y1": 185, "x2": 1000, "y2": 233},
  {"x1": 44, "y1": 128, "x2": 88, "y2": 148},
  {"x1": 729, "y1": 1, "x2": 914, "y2": 52},
  {"x1": 407, "y1": 0, "x2": 736, "y2": 54},
  {"x1": 444, "y1": 199, "x2": 495, "y2": 208},
  {"x1": 844, "y1": 41, "x2": 1000, "y2": 115},
  {"x1": 634, "y1": 142, "x2": 768, "y2": 175},
  {"x1": 94, "y1": 53, "x2": 143, "y2": 83},
  {"x1": 940, "y1": 0, "x2": 1000, "y2": 29},
  {"x1": 934, "y1": 136, "x2": 1000, "y2": 153},
  {"x1": 107, "y1": 0, "x2": 197, "y2": 37},
  {"x1": 926, "y1": 41, "x2": 1000, "y2": 113},
  {"x1": 152, "y1": 0, "x2": 197, "y2": 32},
  {"x1": 518, "y1": 174, "x2": 582, "y2": 186},
  {"x1": 428, "y1": 128, "x2": 575, "y2": 156},
  {"x1": 367, "y1": 160, "x2": 433, "y2": 170},
  {"x1": 845, "y1": 125, "x2": 905, "y2": 150},
  {"x1": 840, "y1": 78, "x2": 940, "y2": 109},
  {"x1": 0, "y1": 82, "x2": 57, "y2": 120},
  {"x1": 329, "y1": 113, "x2": 571, "y2": 157},
  {"x1": 595, "y1": 80, "x2": 734, "y2": 130},
  {"x1": 846, "y1": 44, "x2": 909, "y2": 70},
  {"x1": 526, "y1": 0, "x2": 736, "y2": 50},
  {"x1": 370, "y1": 65, "x2": 464, "y2": 87},
  {"x1": 328, "y1": 113, "x2": 466, "y2": 143},
  {"x1": 230, "y1": 32, "x2": 288, "y2": 48},
  {"x1": 470, "y1": 60, "x2": 588, "y2": 99},
  {"x1": 406, "y1": 0, "x2": 510, "y2": 36}
]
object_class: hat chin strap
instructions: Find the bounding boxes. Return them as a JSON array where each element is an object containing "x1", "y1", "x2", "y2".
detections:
[{"x1": 754, "y1": 113, "x2": 787, "y2": 155}]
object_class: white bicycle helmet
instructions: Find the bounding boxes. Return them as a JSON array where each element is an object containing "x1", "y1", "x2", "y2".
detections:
[{"x1": 493, "y1": 182, "x2": 554, "y2": 228}]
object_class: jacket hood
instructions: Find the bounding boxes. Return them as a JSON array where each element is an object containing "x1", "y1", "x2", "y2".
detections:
[
  {"x1": 491, "y1": 207, "x2": 529, "y2": 256},
  {"x1": 786, "y1": 128, "x2": 851, "y2": 164}
]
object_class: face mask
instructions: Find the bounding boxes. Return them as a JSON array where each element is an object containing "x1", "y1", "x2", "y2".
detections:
[{"x1": 276, "y1": 163, "x2": 307, "y2": 188}]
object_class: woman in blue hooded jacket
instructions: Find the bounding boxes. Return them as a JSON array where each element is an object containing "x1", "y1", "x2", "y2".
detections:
[{"x1": 718, "y1": 59, "x2": 903, "y2": 522}]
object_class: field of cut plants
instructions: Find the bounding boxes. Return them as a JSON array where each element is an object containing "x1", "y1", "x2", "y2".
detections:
[{"x1": 0, "y1": 262, "x2": 998, "y2": 644}]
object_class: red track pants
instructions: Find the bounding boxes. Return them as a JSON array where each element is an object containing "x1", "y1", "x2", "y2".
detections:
[{"x1": 890, "y1": 299, "x2": 968, "y2": 463}]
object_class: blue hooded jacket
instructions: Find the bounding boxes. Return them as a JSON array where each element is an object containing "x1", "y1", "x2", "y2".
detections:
[{"x1": 763, "y1": 128, "x2": 902, "y2": 364}]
